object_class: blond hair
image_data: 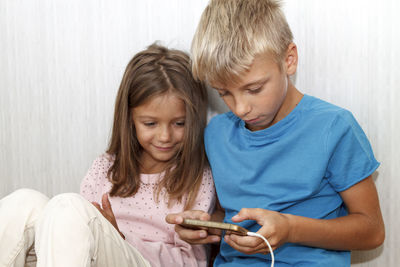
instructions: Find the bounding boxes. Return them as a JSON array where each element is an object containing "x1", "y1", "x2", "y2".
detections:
[
  {"x1": 107, "y1": 43, "x2": 208, "y2": 209},
  {"x1": 191, "y1": 0, "x2": 293, "y2": 85}
]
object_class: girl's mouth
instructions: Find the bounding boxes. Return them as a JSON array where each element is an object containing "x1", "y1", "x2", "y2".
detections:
[{"x1": 154, "y1": 145, "x2": 173, "y2": 151}]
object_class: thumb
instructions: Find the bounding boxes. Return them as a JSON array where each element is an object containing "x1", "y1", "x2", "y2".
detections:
[
  {"x1": 232, "y1": 208, "x2": 265, "y2": 223},
  {"x1": 165, "y1": 213, "x2": 183, "y2": 224}
]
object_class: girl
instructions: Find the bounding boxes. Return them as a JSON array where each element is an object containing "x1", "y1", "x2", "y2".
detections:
[{"x1": 0, "y1": 44, "x2": 216, "y2": 267}]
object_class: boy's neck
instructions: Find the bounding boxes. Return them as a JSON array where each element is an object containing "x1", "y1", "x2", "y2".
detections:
[{"x1": 270, "y1": 82, "x2": 303, "y2": 126}]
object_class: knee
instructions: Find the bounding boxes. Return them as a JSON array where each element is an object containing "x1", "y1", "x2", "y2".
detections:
[
  {"x1": 3, "y1": 188, "x2": 49, "y2": 209},
  {"x1": 44, "y1": 193, "x2": 94, "y2": 219},
  {"x1": 0, "y1": 189, "x2": 49, "y2": 225},
  {"x1": 49, "y1": 193, "x2": 87, "y2": 208},
  {"x1": 35, "y1": 194, "x2": 98, "y2": 250}
]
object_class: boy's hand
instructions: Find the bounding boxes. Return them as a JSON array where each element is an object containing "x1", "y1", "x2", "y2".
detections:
[
  {"x1": 92, "y1": 193, "x2": 125, "y2": 240},
  {"x1": 166, "y1": 210, "x2": 221, "y2": 244},
  {"x1": 226, "y1": 208, "x2": 290, "y2": 255}
]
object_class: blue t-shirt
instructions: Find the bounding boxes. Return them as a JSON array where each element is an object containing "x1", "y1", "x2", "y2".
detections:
[{"x1": 205, "y1": 95, "x2": 379, "y2": 267}]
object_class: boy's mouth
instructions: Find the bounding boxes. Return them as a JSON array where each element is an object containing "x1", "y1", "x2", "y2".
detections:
[{"x1": 244, "y1": 117, "x2": 260, "y2": 124}]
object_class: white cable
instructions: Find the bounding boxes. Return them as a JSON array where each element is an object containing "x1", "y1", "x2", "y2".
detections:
[{"x1": 247, "y1": 231, "x2": 275, "y2": 267}]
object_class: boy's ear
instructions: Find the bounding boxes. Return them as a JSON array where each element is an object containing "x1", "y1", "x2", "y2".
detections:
[{"x1": 285, "y1": 43, "x2": 298, "y2": 76}]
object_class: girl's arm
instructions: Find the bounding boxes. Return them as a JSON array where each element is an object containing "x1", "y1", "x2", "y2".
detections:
[
  {"x1": 92, "y1": 193, "x2": 125, "y2": 240},
  {"x1": 166, "y1": 199, "x2": 225, "y2": 245},
  {"x1": 80, "y1": 155, "x2": 124, "y2": 238},
  {"x1": 226, "y1": 176, "x2": 385, "y2": 254}
]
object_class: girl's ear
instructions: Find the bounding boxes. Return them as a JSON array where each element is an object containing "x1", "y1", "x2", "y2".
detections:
[{"x1": 285, "y1": 43, "x2": 298, "y2": 76}]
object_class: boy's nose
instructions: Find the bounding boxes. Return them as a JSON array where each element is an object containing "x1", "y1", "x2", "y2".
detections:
[{"x1": 235, "y1": 99, "x2": 251, "y2": 118}]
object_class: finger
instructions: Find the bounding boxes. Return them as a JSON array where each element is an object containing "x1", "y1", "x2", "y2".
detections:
[
  {"x1": 253, "y1": 241, "x2": 276, "y2": 255},
  {"x1": 231, "y1": 208, "x2": 257, "y2": 222},
  {"x1": 166, "y1": 213, "x2": 184, "y2": 224},
  {"x1": 92, "y1": 202, "x2": 106, "y2": 217},
  {"x1": 181, "y1": 210, "x2": 211, "y2": 221},
  {"x1": 253, "y1": 247, "x2": 270, "y2": 255},
  {"x1": 166, "y1": 210, "x2": 211, "y2": 225},
  {"x1": 101, "y1": 194, "x2": 114, "y2": 217},
  {"x1": 198, "y1": 212, "x2": 211, "y2": 221},
  {"x1": 175, "y1": 224, "x2": 207, "y2": 239},
  {"x1": 225, "y1": 235, "x2": 256, "y2": 255},
  {"x1": 92, "y1": 201, "x2": 102, "y2": 211},
  {"x1": 175, "y1": 224, "x2": 220, "y2": 244},
  {"x1": 227, "y1": 239, "x2": 269, "y2": 255},
  {"x1": 231, "y1": 208, "x2": 268, "y2": 225},
  {"x1": 248, "y1": 239, "x2": 268, "y2": 253},
  {"x1": 230, "y1": 235, "x2": 275, "y2": 255},
  {"x1": 226, "y1": 233, "x2": 273, "y2": 256},
  {"x1": 228, "y1": 234, "x2": 263, "y2": 248}
]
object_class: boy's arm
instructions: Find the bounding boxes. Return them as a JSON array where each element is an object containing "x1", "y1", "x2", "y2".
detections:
[
  {"x1": 227, "y1": 176, "x2": 384, "y2": 254},
  {"x1": 288, "y1": 175, "x2": 385, "y2": 250}
]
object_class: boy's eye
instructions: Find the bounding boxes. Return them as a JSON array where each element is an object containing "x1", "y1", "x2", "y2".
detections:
[
  {"x1": 248, "y1": 88, "x2": 261, "y2": 94},
  {"x1": 217, "y1": 90, "x2": 228, "y2": 97}
]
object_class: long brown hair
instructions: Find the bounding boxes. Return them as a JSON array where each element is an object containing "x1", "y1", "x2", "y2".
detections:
[{"x1": 107, "y1": 43, "x2": 208, "y2": 209}]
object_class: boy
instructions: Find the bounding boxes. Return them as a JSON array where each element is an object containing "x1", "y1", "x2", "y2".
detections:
[{"x1": 166, "y1": 0, "x2": 385, "y2": 266}]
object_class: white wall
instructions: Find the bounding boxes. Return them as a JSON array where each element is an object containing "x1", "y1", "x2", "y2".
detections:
[
  {"x1": 1, "y1": 0, "x2": 398, "y2": 266},
  {"x1": 0, "y1": 0, "x2": 209, "y2": 196},
  {"x1": 284, "y1": 1, "x2": 399, "y2": 266}
]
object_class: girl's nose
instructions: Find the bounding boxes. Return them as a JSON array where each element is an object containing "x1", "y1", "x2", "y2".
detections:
[{"x1": 158, "y1": 126, "x2": 171, "y2": 142}]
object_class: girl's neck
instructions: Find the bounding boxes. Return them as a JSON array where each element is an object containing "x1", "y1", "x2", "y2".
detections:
[{"x1": 140, "y1": 161, "x2": 168, "y2": 174}]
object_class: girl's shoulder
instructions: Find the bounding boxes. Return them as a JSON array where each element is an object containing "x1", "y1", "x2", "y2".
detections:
[
  {"x1": 80, "y1": 153, "x2": 115, "y2": 200},
  {"x1": 91, "y1": 153, "x2": 115, "y2": 168},
  {"x1": 99, "y1": 152, "x2": 115, "y2": 162},
  {"x1": 84, "y1": 153, "x2": 115, "y2": 183}
]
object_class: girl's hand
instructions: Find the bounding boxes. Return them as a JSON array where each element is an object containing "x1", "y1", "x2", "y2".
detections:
[
  {"x1": 165, "y1": 210, "x2": 221, "y2": 244},
  {"x1": 92, "y1": 193, "x2": 125, "y2": 239},
  {"x1": 226, "y1": 208, "x2": 290, "y2": 255}
]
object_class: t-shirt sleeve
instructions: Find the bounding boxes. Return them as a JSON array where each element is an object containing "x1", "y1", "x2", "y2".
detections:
[
  {"x1": 325, "y1": 110, "x2": 380, "y2": 192},
  {"x1": 80, "y1": 154, "x2": 113, "y2": 203}
]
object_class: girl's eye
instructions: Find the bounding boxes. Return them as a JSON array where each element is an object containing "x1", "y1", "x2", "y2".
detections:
[
  {"x1": 143, "y1": 122, "x2": 156, "y2": 127},
  {"x1": 175, "y1": 121, "x2": 185, "y2": 127}
]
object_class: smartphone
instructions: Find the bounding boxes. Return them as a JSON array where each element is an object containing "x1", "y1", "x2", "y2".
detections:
[{"x1": 180, "y1": 218, "x2": 249, "y2": 236}]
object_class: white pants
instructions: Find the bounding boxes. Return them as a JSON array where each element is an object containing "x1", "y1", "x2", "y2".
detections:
[{"x1": 0, "y1": 189, "x2": 151, "y2": 267}]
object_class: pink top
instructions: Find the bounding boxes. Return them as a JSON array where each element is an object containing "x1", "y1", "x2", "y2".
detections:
[{"x1": 80, "y1": 154, "x2": 216, "y2": 267}]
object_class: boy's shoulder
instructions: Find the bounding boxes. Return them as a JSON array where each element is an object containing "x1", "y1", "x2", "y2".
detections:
[
  {"x1": 302, "y1": 95, "x2": 355, "y2": 123},
  {"x1": 303, "y1": 95, "x2": 344, "y2": 113}
]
